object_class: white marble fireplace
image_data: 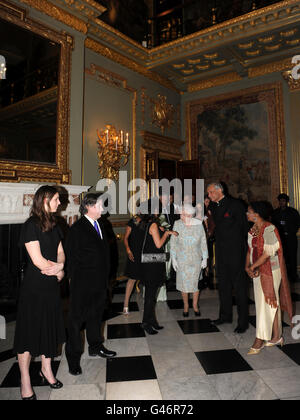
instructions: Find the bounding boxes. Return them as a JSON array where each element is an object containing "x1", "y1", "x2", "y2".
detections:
[{"x1": 0, "y1": 182, "x2": 90, "y2": 225}]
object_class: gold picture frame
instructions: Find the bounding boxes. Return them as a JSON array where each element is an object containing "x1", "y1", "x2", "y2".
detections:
[
  {"x1": 186, "y1": 82, "x2": 288, "y2": 206},
  {"x1": 0, "y1": 0, "x2": 72, "y2": 183}
]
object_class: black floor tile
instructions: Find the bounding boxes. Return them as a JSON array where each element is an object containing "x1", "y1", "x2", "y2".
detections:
[
  {"x1": 107, "y1": 323, "x2": 145, "y2": 339},
  {"x1": 0, "y1": 349, "x2": 15, "y2": 363},
  {"x1": 279, "y1": 343, "x2": 300, "y2": 365},
  {"x1": 195, "y1": 349, "x2": 253, "y2": 375},
  {"x1": 178, "y1": 319, "x2": 219, "y2": 334},
  {"x1": 106, "y1": 355, "x2": 157, "y2": 382},
  {"x1": 109, "y1": 301, "x2": 139, "y2": 313},
  {"x1": 167, "y1": 299, "x2": 193, "y2": 310},
  {"x1": 0, "y1": 361, "x2": 60, "y2": 388}
]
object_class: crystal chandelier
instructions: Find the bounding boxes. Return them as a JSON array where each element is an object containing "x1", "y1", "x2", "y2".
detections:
[{"x1": 97, "y1": 125, "x2": 130, "y2": 182}]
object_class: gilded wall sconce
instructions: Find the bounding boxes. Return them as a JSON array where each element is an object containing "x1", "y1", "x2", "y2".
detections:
[
  {"x1": 151, "y1": 94, "x2": 175, "y2": 134},
  {"x1": 97, "y1": 124, "x2": 130, "y2": 182}
]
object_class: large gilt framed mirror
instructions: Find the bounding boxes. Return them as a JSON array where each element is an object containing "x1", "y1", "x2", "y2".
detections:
[{"x1": 0, "y1": 0, "x2": 72, "y2": 183}]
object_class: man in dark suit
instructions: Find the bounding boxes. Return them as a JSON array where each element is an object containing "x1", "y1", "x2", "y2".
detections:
[
  {"x1": 207, "y1": 183, "x2": 249, "y2": 333},
  {"x1": 272, "y1": 193, "x2": 300, "y2": 283},
  {"x1": 159, "y1": 191, "x2": 180, "y2": 229},
  {"x1": 65, "y1": 193, "x2": 116, "y2": 376}
]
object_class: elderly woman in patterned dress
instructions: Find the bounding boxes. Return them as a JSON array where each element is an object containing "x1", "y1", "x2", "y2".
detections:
[{"x1": 170, "y1": 204, "x2": 208, "y2": 317}]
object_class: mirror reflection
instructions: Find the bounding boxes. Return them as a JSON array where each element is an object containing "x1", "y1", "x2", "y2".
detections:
[{"x1": 0, "y1": 17, "x2": 60, "y2": 164}]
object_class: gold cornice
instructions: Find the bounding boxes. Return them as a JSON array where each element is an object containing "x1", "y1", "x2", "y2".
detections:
[
  {"x1": 148, "y1": 0, "x2": 300, "y2": 63},
  {"x1": 188, "y1": 57, "x2": 296, "y2": 92},
  {"x1": 18, "y1": 0, "x2": 88, "y2": 33},
  {"x1": 85, "y1": 37, "x2": 179, "y2": 93},
  {"x1": 248, "y1": 57, "x2": 292, "y2": 78},
  {"x1": 188, "y1": 72, "x2": 242, "y2": 92}
]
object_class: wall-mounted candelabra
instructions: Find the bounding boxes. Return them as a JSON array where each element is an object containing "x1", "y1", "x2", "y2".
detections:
[{"x1": 97, "y1": 124, "x2": 130, "y2": 182}]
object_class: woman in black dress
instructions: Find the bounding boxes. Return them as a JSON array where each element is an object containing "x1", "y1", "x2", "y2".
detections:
[
  {"x1": 14, "y1": 186, "x2": 65, "y2": 400},
  {"x1": 123, "y1": 215, "x2": 143, "y2": 314},
  {"x1": 139, "y1": 212, "x2": 178, "y2": 334}
]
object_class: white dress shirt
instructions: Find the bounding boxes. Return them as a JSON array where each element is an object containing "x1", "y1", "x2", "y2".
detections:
[{"x1": 84, "y1": 215, "x2": 103, "y2": 239}]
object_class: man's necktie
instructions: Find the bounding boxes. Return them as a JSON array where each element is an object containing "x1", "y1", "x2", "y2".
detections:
[{"x1": 94, "y1": 220, "x2": 101, "y2": 237}]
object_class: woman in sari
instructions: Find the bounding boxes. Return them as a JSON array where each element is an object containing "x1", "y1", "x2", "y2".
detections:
[{"x1": 245, "y1": 201, "x2": 293, "y2": 355}]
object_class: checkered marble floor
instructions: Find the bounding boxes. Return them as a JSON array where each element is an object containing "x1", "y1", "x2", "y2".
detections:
[{"x1": 1, "y1": 282, "x2": 300, "y2": 401}]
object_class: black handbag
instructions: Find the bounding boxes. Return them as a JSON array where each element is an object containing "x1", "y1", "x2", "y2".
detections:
[
  {"x1": 141, "y1": 224, "x2": 169, "y2": 263},
  {"x1": 198, "y1": 268, "x2": 205, "y2": 290}
]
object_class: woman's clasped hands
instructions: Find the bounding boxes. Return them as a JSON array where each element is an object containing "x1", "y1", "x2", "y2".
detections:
[{"x1": 41, "y1": 261, "x2": 64, "y2": 282}]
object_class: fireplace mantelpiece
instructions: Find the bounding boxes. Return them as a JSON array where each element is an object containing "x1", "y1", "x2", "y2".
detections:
[{"x1": 0, "y1": 183, "x2": 90, "y2": 225}]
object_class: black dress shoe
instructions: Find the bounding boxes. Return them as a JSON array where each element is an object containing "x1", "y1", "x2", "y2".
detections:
[
  {"x1": 39, "y1": 371, "x2": 63, "y2": 389},
  {"x1": 141, "y1": 323, "x2": 158, "y2": 335},
  {"x1": 89, "y1": 345, "x2": 117, "y2": 358},
  {"x1": 234, "y1": 326, "x2": 248, "y2": 334},
  {"x1": 68, "y1": 366, "x2": 82, "y2": 376},
  {"x1": 152, "y1": 324, "x2": 164, "y2": 330}
]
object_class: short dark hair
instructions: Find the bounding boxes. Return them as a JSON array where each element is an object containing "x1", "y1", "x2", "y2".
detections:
[
  {"x1": 79, "y1": 193, "x2": 100, "y2": 215},
  {"x1": 249, "y1": 201, "x2": 273, "y2": 221},
  {"x1": 277, "y1": 193, "x2": 289, "y2": 202}
]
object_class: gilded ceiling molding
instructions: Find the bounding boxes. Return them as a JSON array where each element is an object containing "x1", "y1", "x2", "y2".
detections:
[
  {"x1": 85, "y1": 37, "x2": 179, "y2": 93},
  {"x1": 248, "y1": 57, "x2": 292, "y2": 78},
  {"x1": 18, "y1": 0, "x2": 88, "y2": 33},
  {"x1": 148, "y1": 0, "x2": 300, "y2": 65},
  {"x1": 188, "y1": 72, "x2": 242, "y2": 92}
]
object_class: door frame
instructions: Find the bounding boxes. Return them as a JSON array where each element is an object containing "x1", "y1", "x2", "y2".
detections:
[{"x1": 140, "y1": 130, "x2": 184, "y2": 201}]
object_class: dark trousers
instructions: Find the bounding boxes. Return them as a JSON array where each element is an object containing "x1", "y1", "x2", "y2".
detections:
[
  {"x1": 216, "y1": 261, "x2": 249, "y2": 329},
  {"x1": 66, "y1": 294, "x2": 106, "y2": 367},
  {"x1": 142, "y1": 283, "x2": 159, "y2": 327},
  {"x1": 282, "y1": 235, "x2": 298, "y2": 282}
]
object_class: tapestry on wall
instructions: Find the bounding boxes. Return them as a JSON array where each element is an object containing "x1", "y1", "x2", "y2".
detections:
[{"x1": 186, "y1": 83, "x2": 287, "y2": 206}]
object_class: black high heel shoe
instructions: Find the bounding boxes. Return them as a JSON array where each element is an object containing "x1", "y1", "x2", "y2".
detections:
[
  {"x1": 194, "y1": 309, "x2": 201, "y2": 317},
  {"x1": 183, "y1": 311, "x2": 189, "y2": 317},
  {"x1": 39, "y1": 370, "x2": 63, "y2": 389},
  {"x1": 20, "y1": 389, "x2": 37, "y2": 400}
]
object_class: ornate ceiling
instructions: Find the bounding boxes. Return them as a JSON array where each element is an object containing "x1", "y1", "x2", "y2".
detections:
[{"x1": 15, "y1": 0, "x2": 300, "y2": 92}]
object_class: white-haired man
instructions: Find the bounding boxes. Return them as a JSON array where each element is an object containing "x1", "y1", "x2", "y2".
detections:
[{"x1": 207, "y1": 183, "x2": 249, "y2": 333}]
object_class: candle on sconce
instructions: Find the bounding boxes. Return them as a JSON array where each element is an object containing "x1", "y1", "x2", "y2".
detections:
[
  {"x1": 116, "y1": 136, "x2": 118, "y2": 150},
  {"x1": 121, "y1": 130, "x2": 124, "y2": 145},
  {"x1": 106, "y1": 130, "x2": 109, "y2": 145},
  {"x1": 125, "y1": 133, "x2": 129, "y2": 152}
]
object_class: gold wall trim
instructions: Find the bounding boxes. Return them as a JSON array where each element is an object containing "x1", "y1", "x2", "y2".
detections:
[
  {"x1": 85, "y1": 37, "x2": 179, "y2": 93},
  {"x1": 0, "y1": 1, "x2": 72, "y2": 183},
  {"x1": 18, "y1": 0, "x2": 88, "y2": 33}
]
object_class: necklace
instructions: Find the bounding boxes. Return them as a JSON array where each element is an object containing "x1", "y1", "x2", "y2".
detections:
[{"x1": 251, "y1": 222, "x2": 265, "y2": 237}]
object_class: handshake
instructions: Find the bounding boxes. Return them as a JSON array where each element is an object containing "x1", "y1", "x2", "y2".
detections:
[{"x1": 171, "y1": 257, "x2": 207, "y2": 272}]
